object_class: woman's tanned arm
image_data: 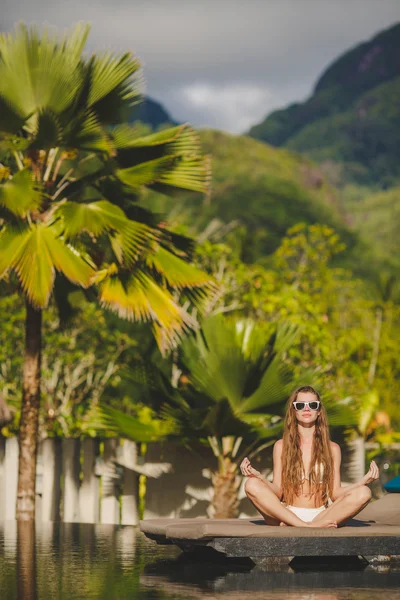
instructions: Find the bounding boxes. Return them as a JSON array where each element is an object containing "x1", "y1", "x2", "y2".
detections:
[
  {"x1": 239, "y1": 439, "x2": 283, "y2": 499},
  {"x1": 330, "y1": 443, "x2": 379, "y2": 501}
]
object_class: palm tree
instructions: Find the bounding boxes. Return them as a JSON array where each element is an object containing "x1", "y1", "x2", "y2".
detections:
[
  {"x1": 101, "y1": 316, "x2": 297, "y2": 517},
  {"x1": 0, "y1": 24, "x2": 214, "y2": 520}
]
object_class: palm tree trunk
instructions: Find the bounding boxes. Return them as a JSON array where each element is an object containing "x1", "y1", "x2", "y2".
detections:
[
  {"x1": 16, "y1": 301, "x2": 42, "y2": 521},
  {"x1": 0, "y1": 391, "x2": 12, "y2": 427},
  {"x1": 211, "y1": 456, "x2": 240, "y2": 518}
]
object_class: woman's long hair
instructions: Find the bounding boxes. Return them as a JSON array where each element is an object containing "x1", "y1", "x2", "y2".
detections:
[{"x1": 281, "y1": 386, "x2": 334, "y2": 507}]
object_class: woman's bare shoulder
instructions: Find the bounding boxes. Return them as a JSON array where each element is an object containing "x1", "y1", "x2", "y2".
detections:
[
  {"x1": 274, "y1": 439, "x2": 283, "y2": 453},
  {"x1": 330, "y1": 441, "x2": 341, "y2": 455}
]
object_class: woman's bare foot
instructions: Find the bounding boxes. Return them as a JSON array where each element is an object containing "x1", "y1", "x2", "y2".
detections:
[
  {"x1": 306, "y1": 519, "x2": 337, "y2": 528},
  {"x1": 279, "y1": 519, "x2": 337, "y2": 528}
]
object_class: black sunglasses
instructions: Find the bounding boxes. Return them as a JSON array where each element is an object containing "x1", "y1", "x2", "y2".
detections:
[{"x1": 293, "y1": 400, "x2": 321, "y2": 411}]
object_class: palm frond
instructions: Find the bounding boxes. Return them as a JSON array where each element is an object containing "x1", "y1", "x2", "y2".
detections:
[
  {"x1": 323, "y1": 395, "x2": 362, "y2": 429},
  {"x1": 0, "y1": 169, "x2": 42, "y2": 217},
  {"x1": 29, "y1": 108, "x2": 61, "y2": 150},
  {"x1": 117, "y1": 156, "x2": 178, "y2": 189},
  {"x1": 0, "y1": 224, "x2": 94, "y2": 307},
  {"x1": 98, "y1": 271, "x2": 197, "y2": 352},
  {"x1": 112, "y1": 123, "x2": 197, "y2": 151},
  {"x1": 55, "y1": 200, "x2": 157, "y2": 264},
  {"x1": 154, "y1": 156, "x2": 211, "y2": 194},
  {"x1": 0, "y1": 23, "x2": 87, "y2": 122},
  {"x1": 62, "y1": 109, "x2": 110, "y2": 152},
  {"x1": 181, "y1": 316, "x2": 248, "y2": 407},
  {"x1": 114, "y1": 124, "x2": 211, "y2": 195},
  {"x1": 201, "y1": 398, "x2": 252, "y2": 438},
  {"x1": 0, "y1": 96, "x2": 27, "y2": 133},
  {"x1": 239, "y1": 322, "x2": 298, "y2": 413},
  {"x1": 98, "y1": 405, "x2": 174, "y2": 442},
  {"x1": 87, "y1": 52, "x2": 141, "y2": 108},
  {"x1": 240, "y1": 353, "x2": 293, "y2": 413},
  {"x1": 146, "y1": 246, "x2": 215, "y2": 290}
]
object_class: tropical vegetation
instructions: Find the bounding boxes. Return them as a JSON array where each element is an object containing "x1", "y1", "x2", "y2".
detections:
[
  {"x1": 0, "y1": 18, "x2": 399, "y2": 523},
  {"x1": 0, "y1": 23, "x2": 213, "y2": 520}
]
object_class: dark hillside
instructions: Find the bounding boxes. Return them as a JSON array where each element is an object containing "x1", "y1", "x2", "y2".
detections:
[
  {"x1": 128, "y1": 96, "x2": 178, "y2": 129},
  {"x1": 248, "y1": 23, "x2": 400, "y2": 188}
]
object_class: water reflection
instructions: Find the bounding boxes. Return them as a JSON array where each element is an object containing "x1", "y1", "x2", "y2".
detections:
[
  {"x1": 0, "y1": 522, "x2": 399, "y2": 599},
  {"x1": 17, "y1": 521, "x2": 37, "y2": 600},
  {"x1": 141, "y1": 553, "x2": 400, "y2": 599}
]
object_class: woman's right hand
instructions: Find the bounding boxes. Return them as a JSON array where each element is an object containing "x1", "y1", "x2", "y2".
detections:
[{"x1": 240, "y1": 457, "x2": 261, "y2": 478}]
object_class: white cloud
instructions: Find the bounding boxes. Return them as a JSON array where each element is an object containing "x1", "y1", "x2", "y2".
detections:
[
  {"x1": 180, "y1": 82, "x2": 280, "y2": 133},
  {"x1": 2, "y1": 0, "x2": 400, "y2": 131}
]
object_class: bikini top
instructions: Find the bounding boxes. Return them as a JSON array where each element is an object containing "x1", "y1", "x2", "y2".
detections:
[{"x1": 301, "y1": 462, "x2": 324, "y2": 484}]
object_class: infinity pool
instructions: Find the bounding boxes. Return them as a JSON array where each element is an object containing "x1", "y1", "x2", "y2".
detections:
[{"x1": 0, "y1": 522, "x2": 399, "y2": 599}]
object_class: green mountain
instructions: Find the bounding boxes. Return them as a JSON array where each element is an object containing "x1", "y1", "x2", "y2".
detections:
[
  {"x1": 148, "y1": 129, "x2": 359, "y2": 264},
  {"x1": 248, "y1": 23, "x2": 400, "y2": 188}
]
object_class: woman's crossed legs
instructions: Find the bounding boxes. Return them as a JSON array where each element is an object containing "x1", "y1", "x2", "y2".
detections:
[
  {"x1": 307, "y1": 485, "x2": 372, "y2": 526},
  {"x1": 244, "y1": 477, "x2": 372, "y2": 528}
]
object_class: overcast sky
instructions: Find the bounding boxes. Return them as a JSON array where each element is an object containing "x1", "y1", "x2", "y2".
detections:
[{"x1": 2, "y1": 0, "x2": 400, "y2": 133}]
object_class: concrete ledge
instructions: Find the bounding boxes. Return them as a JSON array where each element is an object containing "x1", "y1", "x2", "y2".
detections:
[
  {"x1": 206, "y1": 532, "x2": 400, "y2": 557},
  {"x1": 140, "y1": 493, "x2": 400, "y2": 559}
]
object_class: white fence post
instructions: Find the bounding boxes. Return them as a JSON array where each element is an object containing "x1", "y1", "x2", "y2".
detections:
[
  {"x1": 5, "y1": 438, "x2": 19, "y2": 521},
  {"x1": 62, "y1": 439, "x2": 80, "y2": 523},
  {"x1": 342, "y1": 437, "x2": 366, "y2": 483},
  {"x1": 41, "y1": 438, "x2": 61, "y2": 522},
  {"x1": 80, "y1": 438, "x2": 100, "y2": 524},
  {"x1": 121, "y1": 440, "x2": 139, "y2": 526},
  {"x1": 35, "y1": 442, "x2": 43, "y2": 522},
  {"x1": 144, "y1": 442, "x2": 215, "y2": 519},
  {"x1": 100, "y1": 438, "x2": 120, "y2": 524}
]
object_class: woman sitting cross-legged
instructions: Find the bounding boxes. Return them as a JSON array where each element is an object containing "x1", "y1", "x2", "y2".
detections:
[{"x1": 241, "y1": 385, "x2": 379, "y2": 528}]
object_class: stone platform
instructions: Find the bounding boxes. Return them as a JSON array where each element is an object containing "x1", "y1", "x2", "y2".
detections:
[{"x1": 140, "y1": 493, "x2": 400, "y2": 561}]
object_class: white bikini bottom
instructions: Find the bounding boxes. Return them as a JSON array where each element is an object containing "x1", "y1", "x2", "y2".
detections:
[{"x1": 285, "y1": 504, "x2": 326, "y2": 522}]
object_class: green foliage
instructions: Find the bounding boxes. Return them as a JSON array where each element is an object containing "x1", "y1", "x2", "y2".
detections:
[
  {"x1": 97, "y1": 404, "x2": 176, "y2": 442},
  {"x1": 99, "y1": 314, "x2": 298, "y2": 456},
  {"x1": 351, "y1": 186, "x2": 400, "y2": 272},
  {"x1": 0, "y1": 292, "x2": 138, "y2": 436},
  {"x1": 194, "y1": 224, "x2": 400, "y2": 431},
  {"x1": 143, "y1": 129, "x2": 355, "y2": 263},
  {"x1": 0, "y1": 23, "x2": 213, "y2": 352}
]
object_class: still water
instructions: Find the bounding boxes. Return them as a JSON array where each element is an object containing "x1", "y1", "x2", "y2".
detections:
[{"x1": 0, "y1": 522, "x2": 399, "y2": 600}]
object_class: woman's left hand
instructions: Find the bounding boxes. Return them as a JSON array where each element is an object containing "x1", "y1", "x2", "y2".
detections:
[{"x1": 362, "y1": 460, "x2": 380, "y2": 485}]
